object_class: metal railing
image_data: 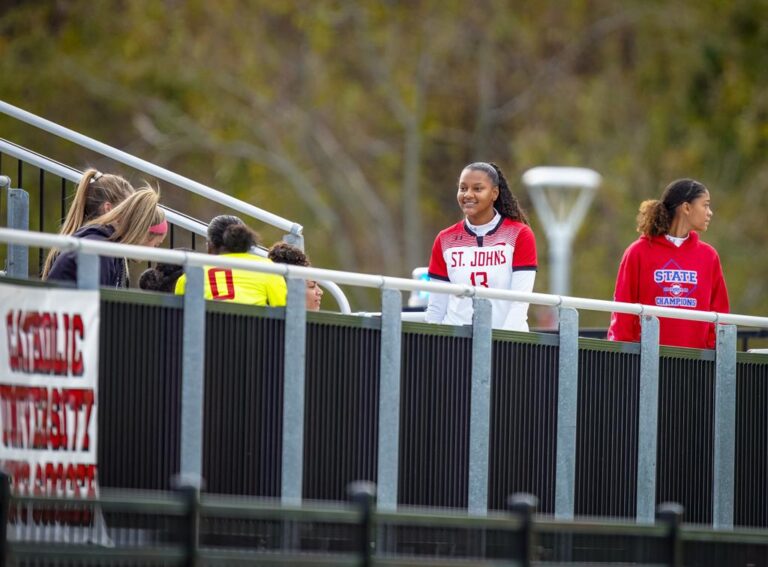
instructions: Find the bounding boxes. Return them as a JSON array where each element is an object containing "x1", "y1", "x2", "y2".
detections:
[
  {"x1": 0, "y1": 137, "x2": 209, "y2": 236},
  {"x1": 0, "y1": 100, "x2": 303, "y2": 244},
  {"x1": 2, "y1": 227, "x2": 767, "y2": 326},
  {"x1": 3, "y1": 472, "x2": 768, "y2": 566},
  {"x1": 0, "y1": 138, "x2": 352, "y2": 312},
  {"x1": 1, "y1": 228, "x2": 768, "y2": 530}
]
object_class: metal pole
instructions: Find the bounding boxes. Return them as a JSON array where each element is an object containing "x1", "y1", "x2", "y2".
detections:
[
  {"x1": 6, "y1": 186, "x2": 29, "y2": 279},
  {"x1": 555, "y1": 307, "x2": 579, "y2": 519},
  {"x1": 282, "y1": 277, "x2": 307, "y2": 505},
  {"x1": 377, "y1": 288, "x2": 402, "y2": 511},
  {"x1": 76, "y1": 251, "x2": 100, "y2": 290},
  {"x1": 282, "y1": 232, "x2": 305, "y2": 251},
  {"x1": 656, "y1": 502, "x2": 684, "y2": 567},
  {"x1": 508, "y1": 493, "x2": 538, "y2": 567},
  {"x1": 349, "y1": 481, "x2": 377, "y2": 567},
  {"x1": 176, "y1": 483, "x2": 200, "y2": 567},
  {"x1": 637, "y1": 315, "x2": 660, "y2": 523},
  {"x1": 180, "y1": 265, "x2": 205, "y2": 485},
  {"x1": 523, "y1": 168, "x2": 600, "y2": 296},
  {"x1": 550, "y1": 230, "x2": 573, "y2": 296},
  {"x1": 713, "y1": 324, "x2": 737, "y2": 529},
  {"x1": 468, "y1": 297, "x2": 492, "y2": 515}
]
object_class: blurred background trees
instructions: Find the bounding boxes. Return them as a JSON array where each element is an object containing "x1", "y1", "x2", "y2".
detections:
[{"x1": 1, "y1": 0, "x2": 767, "y2": 320}]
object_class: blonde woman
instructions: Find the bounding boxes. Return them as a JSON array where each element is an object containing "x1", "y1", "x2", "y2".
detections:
[
  {"x1": 42, "y1": 169, "x2": 135, "y2": 278},
  {"x1": 46, "y1": 188, "x2": 167, "y2": 288}
]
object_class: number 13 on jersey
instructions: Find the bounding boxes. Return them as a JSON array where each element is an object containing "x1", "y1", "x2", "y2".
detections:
[{"x1": 470, "y1": 271, "x2": 488, "y2": 287}]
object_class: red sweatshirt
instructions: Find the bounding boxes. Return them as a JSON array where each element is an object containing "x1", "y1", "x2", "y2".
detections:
[{"x1": 607, "y1": 232, "x2": 729, "y2": 349}]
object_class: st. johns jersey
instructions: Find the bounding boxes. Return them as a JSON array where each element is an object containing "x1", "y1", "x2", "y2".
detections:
[{"x1": 427, "y1": 216, "x2": 537, "y2": 329}]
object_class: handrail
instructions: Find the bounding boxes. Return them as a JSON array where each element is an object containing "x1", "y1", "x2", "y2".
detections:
[
  {"x1": 0, "y1": 100, "x2": 302, "y2": 237},
  {"x1": 0, "y1": 137, "x2": 208, "y2": 237},
  {"x1": 0, "y1": 138, "x2": 351, "y2": 313},
  {"x1": 2, "y1": 227, "x2": 767, "y2": 328},
  {"x1": 11, "y1": 488, "x2": 768, "y2": 545}
]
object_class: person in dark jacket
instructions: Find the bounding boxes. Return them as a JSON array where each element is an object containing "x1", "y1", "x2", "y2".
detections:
[
  {"x1": 46, "y1": 188, "x2": 167, "y2": 288},
  {"x1": 42, "y1": 169, "x2": 134, "y2": 279}
]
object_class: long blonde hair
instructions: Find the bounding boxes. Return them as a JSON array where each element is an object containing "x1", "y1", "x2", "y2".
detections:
[
  {"x1": 88, "y1": 187, "x2": 165, "y2": 245},
  {"x1": 42, "y1": 169, "x2": 134, "y2": 278}
]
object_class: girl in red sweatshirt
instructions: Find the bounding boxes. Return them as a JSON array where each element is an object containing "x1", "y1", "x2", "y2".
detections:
[{"x1": 607, "y1": 178, "x2": 729, "y2": 349}]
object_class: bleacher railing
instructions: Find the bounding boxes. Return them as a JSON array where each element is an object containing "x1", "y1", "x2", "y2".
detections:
[
  {"x1": 1, "y1": 228, "x2": 768, "y2": 533},
  {"x1": 0, "y1": 136, "x2": 352, "y2": 312},
  {"x1": 0, "y1": 100, "x2": 303, "y2": 245}
]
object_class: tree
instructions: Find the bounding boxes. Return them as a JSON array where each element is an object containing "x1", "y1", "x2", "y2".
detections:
[{"x1": 1, "y1": 0, "x2": 767, "y2": 317}]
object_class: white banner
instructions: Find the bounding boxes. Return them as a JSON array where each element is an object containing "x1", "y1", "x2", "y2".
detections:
[{"x1": 0, "y1": 283, "x2": 100, "y2": 535}]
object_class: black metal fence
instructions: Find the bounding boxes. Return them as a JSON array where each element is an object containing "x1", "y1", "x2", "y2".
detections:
[
  {"x1": 5, "y1": 472, "x2": 768, "y2": 567},
  {"x1": 86, "y1": 288, "x2": 768, "y2": 531}
]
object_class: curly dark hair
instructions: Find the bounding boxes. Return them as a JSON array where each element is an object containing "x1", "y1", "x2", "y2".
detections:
[
  {"x1": 139, "y1": 262, "x2": 185, "y2": 293},
  {"x1": 207, "y1": 215, "x2": 259, "y2": 253},
  {"x1": 637, "y1": 178, "x2": 708, "y2": 237},
  {"x1": 462, "y1": 162, "x2": 529, "y2": 224},
  {"x1": 268, "y1": 241, "x2": 310, "y2": 266}
]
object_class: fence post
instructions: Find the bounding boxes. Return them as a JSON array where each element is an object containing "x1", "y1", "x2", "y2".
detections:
[
  {"x1": 76, "y1": 251, "x2": 100, "y2": 290},
  {"x1": 4, "y1": 179, "x2": 29, "y2": 279},
  {"x1": 282, "y1": 231, "x2": 304, "y2": 251},
  {"x1": 469, "y1": 297, "x2": 492, "y2": 515},
  {"x1": 181, "y1": 265, "x2": 205, "y2": 485},
  {"x1": 713, "y1": 323, "x2": 737, "y2": 529},
  {"x1": 349, "y1": 481, "x2": 377, "y2": 567},
  {"x1": 0, "y1": 470, "x2": 10, "y2": 567},
  {"x1": 657, "y1": 502, "x2": 684, "y2": 567},
  {"x1": 508, "y1": 493, "x2": 538, "y2": 567},
  {"x1": 282, "y1": 277, "x2": 307, "y2": 505},
  {"x1": 176, "y1": 482, "x2": 200, "y2": 567},
  {"x1": 377, "y1": 288, "x2": 402, "y2": 511},
  {"x1": 555, "y1": 307, "x2": 579, "y2": 519},
  {"x1": 637, "y1": 315, "x2": 660, "y2": 523}
]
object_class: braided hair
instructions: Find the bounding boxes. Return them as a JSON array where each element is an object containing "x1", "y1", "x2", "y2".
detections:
[{"x1": 463, "y1": 162, "x2": 529, "y2": 225}]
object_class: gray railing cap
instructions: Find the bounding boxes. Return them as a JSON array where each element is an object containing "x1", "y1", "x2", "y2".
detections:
[{"x1": 2, "y1": 227, "x2": 767, "y2": 329}]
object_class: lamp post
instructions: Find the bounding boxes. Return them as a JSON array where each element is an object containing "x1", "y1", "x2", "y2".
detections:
[{"x1": 522, "y1": 167, "x2": 601, "y2": 297}]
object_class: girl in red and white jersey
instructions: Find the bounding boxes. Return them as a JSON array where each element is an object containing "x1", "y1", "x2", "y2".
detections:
[
  {"x1": 426, "y1": 162, "x2": 537, "y2": 331},
  {"x1": 607, "y1": 178, "x2": 729, "y2": 349}
]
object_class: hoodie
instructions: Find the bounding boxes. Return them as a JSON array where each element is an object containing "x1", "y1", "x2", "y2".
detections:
[
  {"x1": 46, "y1": 224, "x2": 128, "y2": 288},
  {"x1": 607, "y1": 232, "x2": 729, "y2": 349}
]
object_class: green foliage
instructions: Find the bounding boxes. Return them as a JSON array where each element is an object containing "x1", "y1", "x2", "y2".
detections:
[{"x1": 1, "y1": 0, "x2": 767, "y2": 316}]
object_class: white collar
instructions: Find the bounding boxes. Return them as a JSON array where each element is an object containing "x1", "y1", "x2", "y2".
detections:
[
  {"x1": 466, "y1": 210, "x2": 501, "y2": 236},
  {"x1": 665, "y1": 233, "x2": 689, "y2": 247}
]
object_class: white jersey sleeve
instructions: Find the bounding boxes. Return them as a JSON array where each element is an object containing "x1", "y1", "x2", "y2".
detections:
[
  {"x1": 425, "y1": 291, "x2": 449, "y2": 323},
  {"x1": 500, "y1": 270, "x2": 536, "y2": 331}
]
